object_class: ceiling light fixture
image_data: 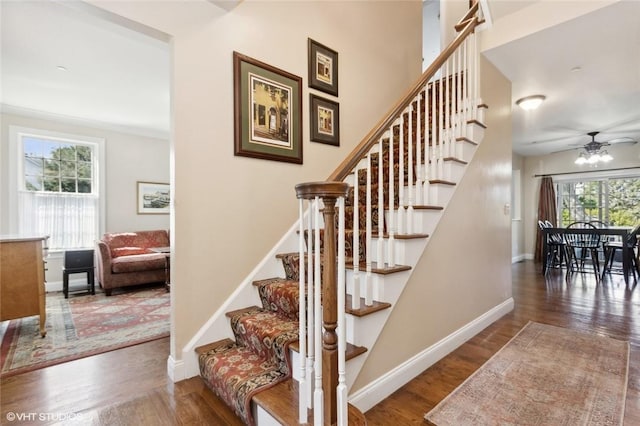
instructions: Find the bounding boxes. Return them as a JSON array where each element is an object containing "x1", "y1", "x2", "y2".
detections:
[
  {"x1": 515, "y1": 95, "x2": 546, "y2": 110},
  {"x1": 575, "y1": 149, "x2": 613, "y2": 165}
]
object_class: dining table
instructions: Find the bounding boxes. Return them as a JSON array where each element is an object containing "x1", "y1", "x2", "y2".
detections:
[{"x1": 540, "y1": 226, "x2": 636, "y2": 284}]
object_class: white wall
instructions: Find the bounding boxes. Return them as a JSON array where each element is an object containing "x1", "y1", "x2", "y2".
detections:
[
  {"x1": 422, "y1": 0, "x2": 440, "y2": 71},
  {"x1": 0, "y1": 112, "x2": 170, "y2": 287},
  {"x1": 512, "y1": 153, "x2": 525, "y2": 262}
]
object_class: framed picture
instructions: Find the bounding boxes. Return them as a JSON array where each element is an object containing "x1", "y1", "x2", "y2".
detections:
[
  {"x1": 308, "y1": 38, "x2": 338, "y2": 97},
  {"x1": 137, "y1": 181, "x2": 170, "y2": 214},
  {"x1": 310, "y1": 94, "x2": 340, "y2": 146},
  {"x1": 233, "y1": 51, "x2": 303, "y2": 164}
]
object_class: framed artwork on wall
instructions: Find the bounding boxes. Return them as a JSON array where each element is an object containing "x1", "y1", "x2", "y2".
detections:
[
  {"x1": 310, "y1": 94, "x2": 340, "y2": 146},
  {"x1": 233, "y1": 51, "x2": 303, "y2": 164},
  {"x1": 308, "y1": 38, "x2": 338, "y2": 97},
  {"x1": 137, "y1": 181, "x2": 170, "y2": 214}
]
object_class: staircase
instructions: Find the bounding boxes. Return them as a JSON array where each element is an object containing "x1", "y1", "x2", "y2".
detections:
[{"x1": 194, "y1": 3, "x2": 486, "y2": 425}]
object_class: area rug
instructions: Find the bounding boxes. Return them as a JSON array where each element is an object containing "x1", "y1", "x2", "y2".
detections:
[
  {"x1": 1, "y1": 286, "x2": 169, "y2": 378},
  {"x1": 425, "y1": 321, "x2": 629, "y2": 426}
]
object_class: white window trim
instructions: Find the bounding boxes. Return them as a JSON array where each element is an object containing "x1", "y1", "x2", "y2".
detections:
[{"x1": 8, "y1": 125, "x2": 106, "y2": 251}]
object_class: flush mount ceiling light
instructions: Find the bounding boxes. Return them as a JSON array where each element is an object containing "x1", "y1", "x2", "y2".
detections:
[{"x1": 515, "y1": 95, "x2": 546, "y2": 110}]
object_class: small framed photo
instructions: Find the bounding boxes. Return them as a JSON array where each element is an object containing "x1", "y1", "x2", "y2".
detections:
[
  {"x1": 137, "y1": 181, "x2": 170, "y2": 214},
  {"x1": 310, "y1": 94, "x2": 340, "y2": 146},
  {"x1": 233, "y1": 51, "x2": 303, "y2": 164},
  {"x1": 308, "y1": 38, "x2": 338, "y2": 97}
]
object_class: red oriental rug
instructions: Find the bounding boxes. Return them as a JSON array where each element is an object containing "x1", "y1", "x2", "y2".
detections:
[{"x1": 0, "y1": 286, "x2": 169, "y2": 378}]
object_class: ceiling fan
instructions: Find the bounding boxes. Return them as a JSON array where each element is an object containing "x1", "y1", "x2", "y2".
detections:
[{"x1": 555, "y1": 131, "x2": 638, "y2": 164}]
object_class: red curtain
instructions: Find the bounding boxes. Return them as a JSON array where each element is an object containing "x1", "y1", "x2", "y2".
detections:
[{"x1": 534, "y1": 177, "x2": 558, "y2": 262}]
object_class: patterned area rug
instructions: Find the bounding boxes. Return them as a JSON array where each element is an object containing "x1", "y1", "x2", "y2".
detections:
[
  {"x1": 425, "y1": 322, "x2": 629, "y2": 426},
  {"x1": 1, "y1": 286, "x2": 169, "y2": 378}
]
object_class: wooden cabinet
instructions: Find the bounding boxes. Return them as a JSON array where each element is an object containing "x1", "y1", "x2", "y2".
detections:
[{"x1": 0, "y1": 236, "x2": 48, "y2": 337}]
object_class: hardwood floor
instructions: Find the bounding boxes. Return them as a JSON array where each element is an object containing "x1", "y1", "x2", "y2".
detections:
[{"x1": 2, "y1": 260, "x2": 638, "y2": 425}]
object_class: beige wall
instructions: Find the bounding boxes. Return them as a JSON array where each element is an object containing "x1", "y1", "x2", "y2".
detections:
[
  {"x1": 352, "y1": 56, "x2": 513, "y2": 391},
  {"x1": 87, "y1": 0, "x2": 423, "y2": 361}
]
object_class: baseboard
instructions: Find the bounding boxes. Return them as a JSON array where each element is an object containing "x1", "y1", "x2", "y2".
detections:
[
  {"x1": 511, "y1": 254, "x2": 526, "y2": 263},
  {"x1": 348, "y1": 297, "x2": 515, "y2": 413},
  {"x1": 46, "y1": 280, "x2": 63, "y2": 292},
  {"x1": 167, "y1": 354, "x2": 185, "y2": 383}
]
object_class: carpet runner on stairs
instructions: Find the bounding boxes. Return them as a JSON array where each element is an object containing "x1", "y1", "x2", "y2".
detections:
[
  {"x1": 197, "y1": 278, "x2": 300, "y2": 426},
  {"x1": 196, "y1": 88, "x2": 446, "y2": 425}
]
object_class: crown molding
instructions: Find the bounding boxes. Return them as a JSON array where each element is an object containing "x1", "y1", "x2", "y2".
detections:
[{"x1": 1, "y1": 104, "x2": 169, "y2": 141}]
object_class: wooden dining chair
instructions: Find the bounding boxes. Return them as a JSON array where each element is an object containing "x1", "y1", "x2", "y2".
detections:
[
  {"x1": 564, "y1": 221, "x2": 601, "y2": 280},
  {"x1": 539, "y1": 220, "x2": 565, "y2": 272},
  {"x1": 601, "y1": 223, "x2": 640, "y2": 282}
]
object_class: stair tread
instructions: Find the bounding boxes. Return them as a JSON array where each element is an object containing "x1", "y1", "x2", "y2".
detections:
[
  {"x1": 252, "y1": 378, "x2": 367, "y2": 426},
  {"x1": 394, "y1": 233, "x2": 430, "y2": 240},
  {"x1": 429, "y1": 179, "x2": 456, "y2": 185},
  {"x1": 345, "y1": 295, "x2": 391, "y2": 317},
  {"x1": 346, "y1": 261, "x2": 411, "y2": 275},
  {"x1": 414, "y1": 204, "x2": 444, "y2": 210},
  {"x1": 195, "y1": 338, "x2": 235, "y2": 356},
  {"x1": 455, "y1": 136, "x2": 479, "y2": 145},
  {"x1": 289, "y1": 341, "x2": 367, "y2": 361},
  {"x1": 442, "y1": 156, "x2": 468, "y2": 164},
  {"x1": 253, "y1": 276, "x2": 298, "y2": 286},
  {"x1": 225, "y1": 305, "x2": 262, "y2": 318}
]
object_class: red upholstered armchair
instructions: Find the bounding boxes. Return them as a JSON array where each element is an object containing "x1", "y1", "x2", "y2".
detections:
[{"x1": 96, "y1": 230, "x2": 169, "y2": 295}]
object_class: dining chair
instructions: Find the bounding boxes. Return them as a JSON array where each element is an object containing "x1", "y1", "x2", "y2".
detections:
[
  {"x1": 601, "y1": 223, "x2": 640, "y2": 282},
  {"x1": 564, "y1": 221, "x2": 601, "y2": 280},
  {"x1": 539, "y1": 220, "x2": 565, "y2": 272}
]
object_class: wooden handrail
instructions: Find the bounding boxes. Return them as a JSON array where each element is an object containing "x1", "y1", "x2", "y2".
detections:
[
  {"x1": 327, "y1": 11, "x2": 480, "y2": 183},
  {"x1": 455, "y1": 1, "x2": 479, "y2": 31}
]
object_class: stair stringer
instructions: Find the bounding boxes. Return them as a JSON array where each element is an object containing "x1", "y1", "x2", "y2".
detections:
[{"x1": 287, "y1": 117, "x2": 488, "y2": 396}]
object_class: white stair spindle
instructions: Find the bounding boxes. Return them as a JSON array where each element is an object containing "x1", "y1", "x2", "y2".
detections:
[
  {"x1": 388, "y1": 126, "x2": 396, "y2": 267},
  {"x1": 306, "y1": 199, "x2": 315, "y2": 408},
  {"x1": 298, "y1": 199, "x2": 308, "y2": 422},
  {"x1": 365, "y1": 153, "x2": 373, "y2": 306},
  {"x1": 407, "y1": 105, "x2": 414, "y2": 234},
  {"x1": 352, "y1": 171, "x2": 360, "y2": 310},
  {"x1": 423, "y1": 85, "x2": 431, "y2": 205},
  {"x1": 397, "y1": 114, "x2": 405, "y2": 235},
  {"x1": 313, "y1": 197, "x2": 323, "y2": 425},
  {"x1": 438, "y1": 64, "x2": 444, "y2": 181},
  {"x1": 337, "y1": 196, "x2": 348, "y2": 426},
  {"x1": 377, "y1": 140, "x2": 384, "y2": 267},
  {"x1": 415, "y1": 94, "x2": 423, "y2": 206}
]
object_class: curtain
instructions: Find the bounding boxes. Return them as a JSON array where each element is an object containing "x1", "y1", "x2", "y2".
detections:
[
  {"x1": 534, "y1": 177, "x2": 558, "y2": 262},
  {"x1": 19, "y1": 191, "x2": 98, "y2": 251}
]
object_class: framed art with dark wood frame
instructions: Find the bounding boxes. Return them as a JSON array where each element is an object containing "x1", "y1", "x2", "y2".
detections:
[
  {"x1": 308, "y1": 38, "x2": 338, "y2": 97},
  {"x1": 310, "y1": 94, "x2": 340, "y2": 146},
  {"x1": 137, "y1": 181, "x2": 170, "y2": 214},
  {"x1": 233, "y1": 51, "x2": 303, "y2": 164}
]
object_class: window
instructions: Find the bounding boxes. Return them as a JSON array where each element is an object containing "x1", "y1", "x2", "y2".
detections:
[
  {"x1": 9, "y1": 126, "x2": 105, "y2": 251},
  {"x1": 556, "y1": 175, "x2": 640, "y2": 227}
]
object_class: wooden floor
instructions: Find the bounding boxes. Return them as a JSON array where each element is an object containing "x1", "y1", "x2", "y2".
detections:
[{"x1": 2, "y1": 260, "x2": 639, "y2": 425}]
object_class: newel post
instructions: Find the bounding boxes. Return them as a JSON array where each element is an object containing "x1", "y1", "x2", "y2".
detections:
[{"x1": 296, "y1": 181, "x2": 349, "y2": 426}]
